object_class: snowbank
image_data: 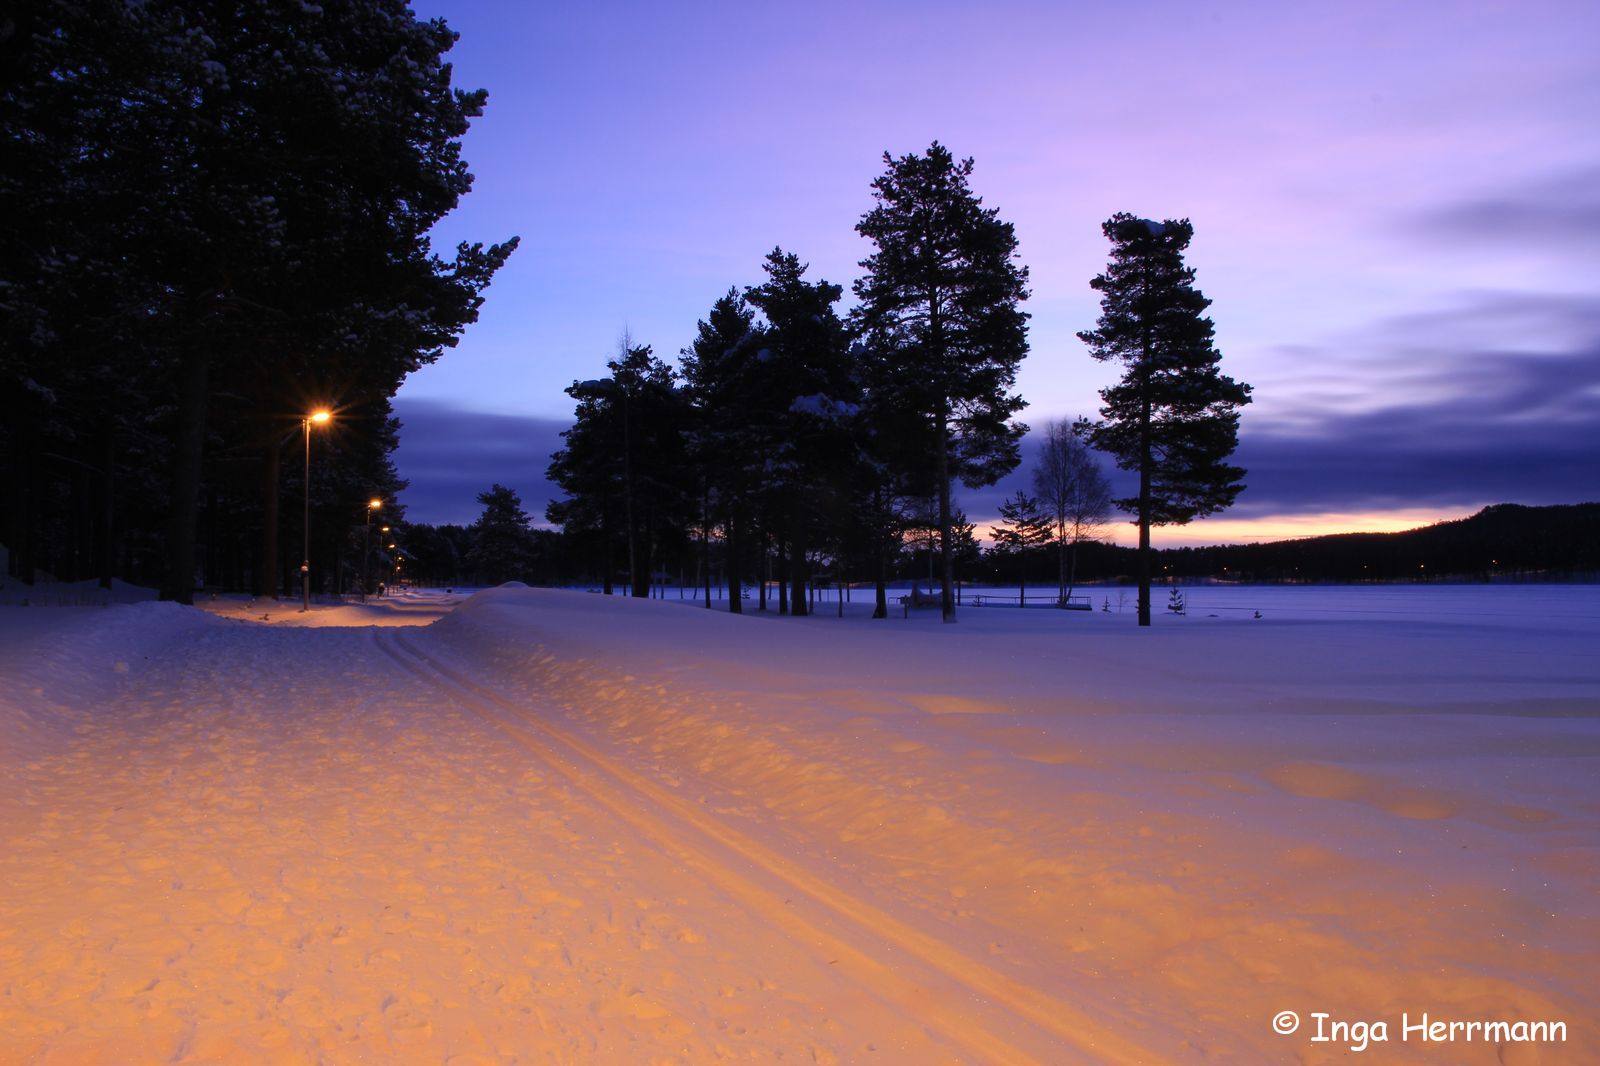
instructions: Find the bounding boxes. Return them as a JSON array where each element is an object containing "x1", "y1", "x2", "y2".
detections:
[{"x1": 0, "y1": 601, "x2": 218, "y2": 750}]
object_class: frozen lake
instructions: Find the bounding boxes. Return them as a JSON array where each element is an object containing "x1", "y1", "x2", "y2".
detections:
[
  {"x1": 1087, "y1": 581, "x2": 1600, "y2": 626},
  {"x1": 650, "y1": 580, "x2": 1600, "y2": 632}
]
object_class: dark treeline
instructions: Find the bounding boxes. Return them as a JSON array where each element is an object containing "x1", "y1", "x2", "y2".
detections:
[
  {"x1": 970, "y1": 503, "x2": 1598, "y2": 586},
  {"x1": 1, "y1": 1, "x2": 514, "y2": 602},
  {"x1": 1150, "y1": 503, "x2": 1600, "y2": 583},
  {"x1": 393, "y1": 483, "x2": 985, "y2": 597},
  {"x1": 410, "y1": 501, "x2": 1595, "y2": 595}
]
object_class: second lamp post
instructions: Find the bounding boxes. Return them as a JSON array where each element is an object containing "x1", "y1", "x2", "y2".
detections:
[
  {"x1": 301, "y1": 409, "x2": 331, "y2": 612},
  {"x1": 362, "y1": 498, "x2": 381, "y2": 602}
]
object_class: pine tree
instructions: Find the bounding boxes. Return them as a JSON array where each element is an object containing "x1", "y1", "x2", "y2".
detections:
[
  {"x1": 680, "y1": 289, "x2": 761, "y2": 611},
  {"x1": 854, "y1": 143, "x2": 1030, "y2": 622},
  {"x1": 549, "y1": 341, "x2": 690, "y2": 598},
  {"x1": 744, "y1": 249, "x2": 857, "y2": 618},
  {"x1": 989, "y1": 491, "x2": 1051, "y2": 605},
  {"x1": 466, "y1": 484, "x2": 536, "y2": 585},
  {"x1": 1079, "y1": 215, "x2": 1251, "y2": 627}
]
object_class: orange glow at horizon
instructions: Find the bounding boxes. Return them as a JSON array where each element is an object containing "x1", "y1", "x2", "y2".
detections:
[
  {"x1": 1100, "y1": 507, "x2": 1477, "y2": 548},
  {"x1": 971, "y1": 506, "x2": 1476, "y2": 549}
]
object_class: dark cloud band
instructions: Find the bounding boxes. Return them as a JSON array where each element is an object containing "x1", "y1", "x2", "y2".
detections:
[{"x1": 393, "y1": 399, "x2": 569, "y2": 526}]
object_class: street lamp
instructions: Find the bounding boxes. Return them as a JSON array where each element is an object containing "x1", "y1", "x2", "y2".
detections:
[
  {"x1": 301, "y1": 409, "x2": 332, "y2": 611},
  {"x1": 362, "y1": 498, "x2": 381, "y2": 602}
]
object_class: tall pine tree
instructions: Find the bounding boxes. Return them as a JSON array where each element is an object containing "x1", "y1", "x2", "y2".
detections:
[
  {"x1": 854, "y1": 143, "x2": 1030, "y2": 622},
  {"x1": 680, "y1": 289, "x2": 761, "y2": 611},
  {"x1": 1078, "y1": 215, "x2": 1251, "y2": 626},
  {"x1": 744, "y1": 249, "x2": 857, "y2": 618}
]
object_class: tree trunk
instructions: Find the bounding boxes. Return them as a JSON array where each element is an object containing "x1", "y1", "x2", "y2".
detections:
[
  {"x1": 873, "y1": 501, "x2": 889, "y2": 619},
  {"x1": 937, "y1": 413, "x2": 955, "y2": 623},
  {"x1": 1137, "y1": 378, "x2": 1152, "y2": 627},
  {"x1": 757, "y1": 532, "x2": 767, "y2": 610},
  {"x1": 790, "y1": 511, "x2": 808, "y2": 618},
  {"x1": 727, "y1": 514, "x2": 743, "y2": 614},
  {"x1": 5, "y1": 392, "x2": 37, "y2": 585},
  {"x1": 161, "y1": 345, "x2": 209, "y2": 604},
  {"x1": 631, "y1": 511, "x2": 650, "y2": 598},
  {"x1": 1068, "y1": 539, "x2": 1079, "y2": 601},
  {"x1": 1057, "y1": 524, "x2": 1067, "y2": 601},
  {"x1": 96, "y1": 425, "x2": 115, "y2": 589},
  {"x1": 701, "y1": 496, "x2": 711, "y2": 609},
  {"x1": 777, "y1": 536, "x2": 788, "y2": 614},
  {"x1": 254, "y1": 440, "x2": 279, "y2": 597}
]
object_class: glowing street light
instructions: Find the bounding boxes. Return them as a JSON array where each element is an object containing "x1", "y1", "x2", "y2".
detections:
[
  {"x1": 301, "y1": 409, "x2": 332, "y2": 611},
  {"x1": 362, "y1": 497, "x2": 382, "y2": 602}
]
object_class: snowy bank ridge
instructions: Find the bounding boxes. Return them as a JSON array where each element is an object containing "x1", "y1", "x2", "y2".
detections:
[{"x1": 0, "y1": 602, "x2": 221, "y2": 751}]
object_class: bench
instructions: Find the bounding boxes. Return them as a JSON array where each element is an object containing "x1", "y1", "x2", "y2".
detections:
[
  {"x1": 898, "y1": 591, "x2": 941, "y2": 618},
  {"x1": 965, "y1": 593, "x2": 1094, "y2": 610}
]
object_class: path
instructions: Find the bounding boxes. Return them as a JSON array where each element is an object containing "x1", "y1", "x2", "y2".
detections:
[{"x1": 0, "y1": 615, "x2": 1113, "y2": 1064}]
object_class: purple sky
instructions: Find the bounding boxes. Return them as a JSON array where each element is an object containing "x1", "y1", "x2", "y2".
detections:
[{"x1": 393, "y1": 0, "x2": 1600, "y2": 543}]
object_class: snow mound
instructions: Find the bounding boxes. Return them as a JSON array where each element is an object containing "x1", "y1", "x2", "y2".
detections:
[{"x1": 0, "y1": 602, "x2": 221, "y2": 741}]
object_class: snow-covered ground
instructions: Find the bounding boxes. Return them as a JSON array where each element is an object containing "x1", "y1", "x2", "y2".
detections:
[{"x1": 1, "y1": 585, "x2": 1595, "y2": 1063}]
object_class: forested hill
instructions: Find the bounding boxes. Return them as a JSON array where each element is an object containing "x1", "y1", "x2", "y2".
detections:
[{"x1": 1149, "y1": 503, "x2": 1600, "y2": 582}]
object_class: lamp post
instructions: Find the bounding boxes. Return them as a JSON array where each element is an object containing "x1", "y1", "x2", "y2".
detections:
[
  {"x1": 301, "y1": 409, "x2": 331, "y2": 611},
  {"x1": 362, "y1": 498, "x2": 381, "y2": 602}
]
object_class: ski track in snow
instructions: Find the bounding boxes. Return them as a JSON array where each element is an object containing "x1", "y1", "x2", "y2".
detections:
[
  {"x1": 1, "y1": 619, "x2": 954, "y2": 1064},
  {"x1": 0, "y1": 585, "x2": 1597, "y2": 1064},
  {"x1": 374, "y1": 627, "x2": 1142, "y2": 1064}
]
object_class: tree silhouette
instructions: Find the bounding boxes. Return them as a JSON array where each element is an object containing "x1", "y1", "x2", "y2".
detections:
[
  {"x1": 854, "y1": 143, "x2": 1030, "y2": 623},
  {"x1": 1079, "y1": 215, "x2": 1250, "y2": 626},
  {"x1": 989, "y1": 491, "x2": 1050, "y2": 605},
  {"x1": 744, "y1": 249, "x2": 857, "y2": 617},
  {"x1": 1031, "y1": 419, "x2": 1112, "y2": 600},
  {"x1": 467, "y1": 484, "x2": 536, "y2": 585},
  {"x1": 1, "y1": 1, "x2": 513, "y2": 601}
]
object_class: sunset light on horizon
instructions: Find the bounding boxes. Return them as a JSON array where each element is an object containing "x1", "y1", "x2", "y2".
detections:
[{"x1": 388, "y1": 0, "x2": 1600, "y2": 542}]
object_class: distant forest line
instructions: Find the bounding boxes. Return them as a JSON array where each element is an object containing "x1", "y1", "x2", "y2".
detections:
[
  {"x1": 1062, "y1": 503, "x2": 1600, "y2": 584},
  {"x1": 383, "y1": 502, "x2": 1598, "y2": 592}
]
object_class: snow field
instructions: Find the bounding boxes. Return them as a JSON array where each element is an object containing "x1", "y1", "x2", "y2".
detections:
[
  {"x1": 0, "y1": 584, "x2": 1596, "y2": 1062},
  {"x1": 425, "y1": 587, "x2": 1600, "y2": 1061}
]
